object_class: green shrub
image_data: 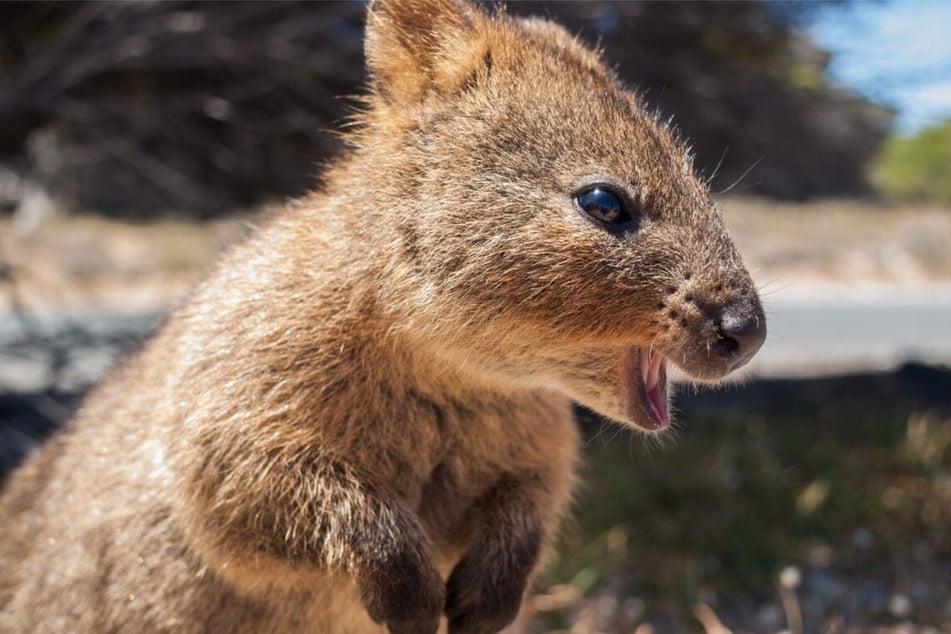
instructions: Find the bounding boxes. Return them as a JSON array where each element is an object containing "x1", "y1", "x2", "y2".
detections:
[{"x1": 872, "y1": 118, "x2": 951, "y2": 203}]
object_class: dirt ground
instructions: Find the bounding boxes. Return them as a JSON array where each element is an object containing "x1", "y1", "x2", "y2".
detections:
[{"x1": 722, "y1": 197, "x2": 951, "y2": 284}]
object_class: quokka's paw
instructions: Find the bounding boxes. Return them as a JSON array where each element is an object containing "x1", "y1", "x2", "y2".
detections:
[
  {"x1": 444, "y1": 538, "x2": 537, "y2": 634},
  {"x1": 358, "y1": 545, "x2": 445, "y2": 634}
]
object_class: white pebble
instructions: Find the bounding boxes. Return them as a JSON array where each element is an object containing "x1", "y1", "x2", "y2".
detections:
[
  {"x1": 888, "y1": 594, "x2": 912, "y2": 618},
  {"x1": 778, "y1": 565, "x2": 801, "y2": 590}
]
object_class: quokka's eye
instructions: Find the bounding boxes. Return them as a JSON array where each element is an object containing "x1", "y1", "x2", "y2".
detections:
[{"x1": 575, "y1": 185, "x2": 635, "y2": 227}]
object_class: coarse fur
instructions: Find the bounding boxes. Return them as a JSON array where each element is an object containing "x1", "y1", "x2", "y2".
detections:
[{"x1": 0, "y1": 1, "x2": 766, "y2": 633}]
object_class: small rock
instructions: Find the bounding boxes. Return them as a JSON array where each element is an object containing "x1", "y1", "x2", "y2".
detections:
[
  {"x1": 888, "y1": 594, "x2": 912, "y2": 618},
  {"x1": 779, "y1": 565, "x2": 801, "y2": 590}
]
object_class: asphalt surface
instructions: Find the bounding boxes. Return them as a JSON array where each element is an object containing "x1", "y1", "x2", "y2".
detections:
[{"x1": 742, "y1": 281, "x2": 951, "y2": 378}]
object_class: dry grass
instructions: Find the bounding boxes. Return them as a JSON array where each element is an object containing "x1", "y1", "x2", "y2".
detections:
[
  {"x1": 528, "y1": 369, "x2": 951, "y2": 634},
  {"x1": 0, "y1": 211, "x2": 250, "y2": 315},
  {"x1": 719, "y1": 197, "x2": 951, "y2": 284}
]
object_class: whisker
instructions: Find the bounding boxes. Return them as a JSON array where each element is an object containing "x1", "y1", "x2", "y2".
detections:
[
  {"x1": 705, "y1": 145, "x2": 729, "y2": 187},
  {"x1": 717, "y1": 156, "x2": 763, "y2": 196}
]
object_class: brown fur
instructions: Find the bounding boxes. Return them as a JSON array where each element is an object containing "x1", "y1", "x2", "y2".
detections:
[{"x1": 0, "y1": 1, "x2": 765, "y2": 633}]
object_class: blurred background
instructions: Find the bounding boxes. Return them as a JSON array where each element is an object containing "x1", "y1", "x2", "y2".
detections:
[{"x1": 1, "y1": 2, "x2": 950, "y2": 633}]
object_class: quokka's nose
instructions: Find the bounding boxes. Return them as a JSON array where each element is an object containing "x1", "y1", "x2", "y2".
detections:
[{"x1": 712, "y1": 299, "x2": 766, "y2": 370}]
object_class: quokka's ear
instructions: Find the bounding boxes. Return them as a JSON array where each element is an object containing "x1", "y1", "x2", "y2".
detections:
[{"x1": 365, "y1": 0, "x2": 490, "y2": 103}]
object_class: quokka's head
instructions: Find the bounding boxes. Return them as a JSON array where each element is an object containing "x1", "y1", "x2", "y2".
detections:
[{"x1": 358, "y1": 0, "x2": 766, "y2": 432}]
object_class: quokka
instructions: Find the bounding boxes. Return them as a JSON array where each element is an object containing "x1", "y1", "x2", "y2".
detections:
[{"x1": 0, "y1": 0, "x2": 766, "y2": 632}]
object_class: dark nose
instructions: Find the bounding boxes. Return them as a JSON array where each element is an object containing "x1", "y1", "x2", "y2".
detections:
[{"x1": 712, "y1": 299, "x2": 766, "y2": 370}]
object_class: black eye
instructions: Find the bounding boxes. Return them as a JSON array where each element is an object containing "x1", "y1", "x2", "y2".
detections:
[{"x1": 575, "y1": 186, "x2": 634, "y2": 226}]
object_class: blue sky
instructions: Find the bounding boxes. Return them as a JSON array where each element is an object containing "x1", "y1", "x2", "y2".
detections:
[{"x1": 808, "y1": 0, "x2": 951, "y2": 135}]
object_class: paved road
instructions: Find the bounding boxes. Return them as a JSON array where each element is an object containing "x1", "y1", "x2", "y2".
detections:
[
  {"x1": 0, "y1": 311, "x2": 160, "y2": 393},
  {"x1": 741, "y1": 281, "x2": 951, "y2": 378}
]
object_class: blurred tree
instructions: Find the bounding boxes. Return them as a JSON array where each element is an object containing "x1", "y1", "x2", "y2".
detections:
[
  {"x1": 507, "y1": 1, "x2": 893, "y2": 200},
  {"x1": 872, "y1": 118, "x2": 951, "y2": 204},
  {"x1": 0, "y1": 1, "x2": 365, "y2": 217},
  {"x1": 0, "y1": 1, "x2": 892, "y2": 218}
]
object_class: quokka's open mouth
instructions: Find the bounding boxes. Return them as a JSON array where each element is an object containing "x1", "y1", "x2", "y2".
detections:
[
  {"x1": 640, "y1": 348, "x2": 669, "y2": 427},
  {"x1": 623, "y1": 347, "x2": 669, "y2": 431}
]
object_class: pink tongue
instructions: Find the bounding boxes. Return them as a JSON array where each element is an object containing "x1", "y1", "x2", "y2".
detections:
[{"x1": 640, "y1": 349, "x2": 669, "y2": 426}]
